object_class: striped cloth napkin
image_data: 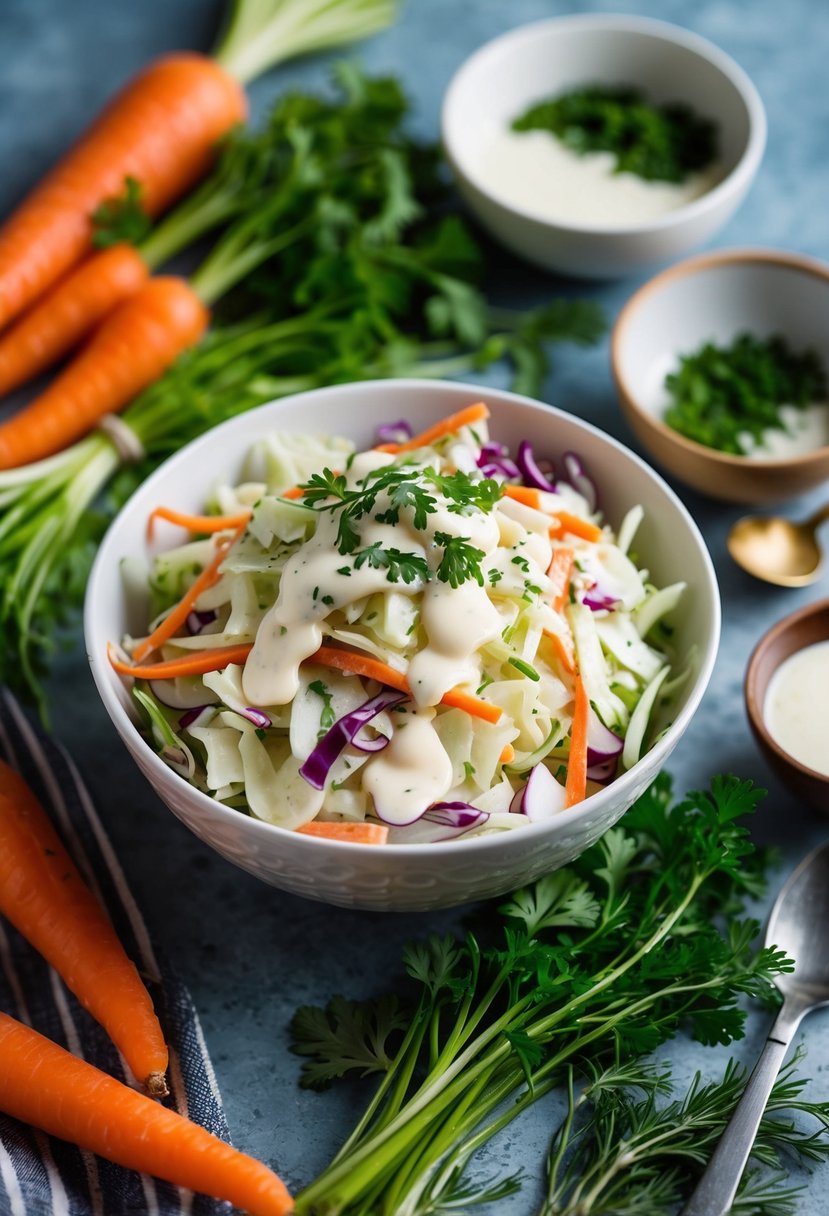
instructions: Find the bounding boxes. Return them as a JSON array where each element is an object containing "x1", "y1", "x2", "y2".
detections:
[{"x1": 0, "y1": 690, "x2": 235, "y2": 1216}]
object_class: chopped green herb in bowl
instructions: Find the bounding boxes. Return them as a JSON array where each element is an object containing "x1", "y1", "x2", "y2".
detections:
[
  {"x1": 663, "y1": 332, "x2": 827, "y2": 456},
  {"x1": 512, "y1": 85, "x2": 718, "y2": 184}
]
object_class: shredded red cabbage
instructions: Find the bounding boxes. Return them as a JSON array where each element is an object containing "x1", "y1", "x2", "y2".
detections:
[
  {"x1": 562, "y1": 451, "x2": 598, "y2": 511},
  {"x1": 476, "y1": 442, "x2": 521, "y2": 481},
  {"x1": 299, "y1": 688, "x2": 407, "y2": 789},
  {"x1": 186, "y1": 609, "x2": 217, "y2": 635},
  {"x1": 375, "y1": 420, "x2": 413, "y2": 445},
  {"x1": 509, "y1": 762, "x2": 565, "y2": 820},
  {"x1": 516, "y1": 440, "x2": 556, "y2": 492},
  {"x1": 582, "y1": 587, "x2": 620, "y2": 612},
  {"x1": 242, "y1": 707, "x2": 272, "y2": 729}
]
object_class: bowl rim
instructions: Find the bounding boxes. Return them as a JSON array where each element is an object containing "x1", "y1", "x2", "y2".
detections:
[
  {"x1": 744, "y1": 597, "x2": 829, "y2": 784},
  {"x1": 611, "y1": 247, "x2": 829, "y2": 469},
  {"x1": 441, "y1": 12, "x2": 767, "y2": 238},
  {"x1": 84, "y1": 377, "x2": 721, "y2": 857}
]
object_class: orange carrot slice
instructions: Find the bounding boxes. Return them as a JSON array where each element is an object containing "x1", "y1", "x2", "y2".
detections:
[
  {"x1": 502, "y1": 485, "x2": 542, "y2": 510},
  {"x1": 548, "y1": 546, "x2": 575, "y2": 614},
  {"x1": 108, "y1": 642, "x2": 253, "y2": 680},
  {"x1": 551, "y1": 512, "x2": 603, "y2": 544},
  {"x1": 543, "y1": 630, "x2": 576, "y2": 675},
  {"x1": 132, "y1": 520, "x2": 247, "y2": 662},
  {"x1": 296, "y1": 821, "x2": 389, "y2": 844},
  {"x1": 375, "y1": 402, "x2": 490, "y2": 454},
  {"x1": 499, "y1": 743, "x2": 515, "y2": 764},
  {"x1": 148, "y1": 506, "x2": 252, "y2": 537},
  {"x1": 565, "y1": 675, "x2": 589, "y2": 808},
  {"x1": 313, "y1": 644, "x2": 502, "y2": 723}
]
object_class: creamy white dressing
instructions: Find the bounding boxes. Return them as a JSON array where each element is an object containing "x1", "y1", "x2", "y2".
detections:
[
  {"x1": 408, "y1": 578, "x2": 501, "y2": 705},
  {"x1": 763, "y1": 640, "x2": 829, "y2": 776},
  {"x1": 361, "y1": 707, "x2": 454, "y2": 824},
  {"x1": 474, "y1": 126, "x2": 722, "y2": 228},
  {"x1": 738, "y1": 403, "x2": 829, "y2": 460}
]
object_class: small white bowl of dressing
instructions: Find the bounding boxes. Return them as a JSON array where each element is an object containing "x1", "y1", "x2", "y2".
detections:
[
  {"x1": 441, "y1": 14, "x2": 765, "y2": 279},
  {"x1": 746, "y1": 599, "x2": 829, "y2": 815}
]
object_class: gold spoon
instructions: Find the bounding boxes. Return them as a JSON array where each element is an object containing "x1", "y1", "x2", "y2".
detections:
[{"x1": 727, "y1": 502, "x2": 829, "y2": 587}]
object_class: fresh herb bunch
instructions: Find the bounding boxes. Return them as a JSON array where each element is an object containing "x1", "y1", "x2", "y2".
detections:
[
  {"x1": 513, "y1": 85, "x2": 717, "y2": 183},
  {"x1": 541, "y1": 1048, "x2": 829, "y2": 1215},
  {"x1": 663, "y1": 331, "x2": 827, "y2": 455},
  {"x1": 0, "y1": 66, "x2": 604, "y2": 710},
  {"x1": 290, "y1": 773, "x2": 803, "y2": 1215}
]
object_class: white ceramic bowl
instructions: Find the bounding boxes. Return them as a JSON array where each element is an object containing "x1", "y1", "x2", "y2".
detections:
[
  {"x1": 612, "y1": 249, "x2": 829, "y2": 502},
  {"x1": 441, "y1": 14, "x2": 765, "y2": 279},
  {"x1": 85, "y1": 380, "x2": 720, "y2": 911}
]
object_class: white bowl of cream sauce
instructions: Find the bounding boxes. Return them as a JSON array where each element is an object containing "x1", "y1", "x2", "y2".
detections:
[{"x1": 442, "y1": 15, "x2": 765, "y2": 279}]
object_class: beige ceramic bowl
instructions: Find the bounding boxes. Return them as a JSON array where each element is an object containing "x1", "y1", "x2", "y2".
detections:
[
  {"x1": 745, "y1": 599, "x2": 829, "y2": 814},
  {"x1": 612, "y1": 249, "x2": 829, "y2": 503},
  {"x1": 442, "y1": 14, "x2": 765, "y2": 279}
]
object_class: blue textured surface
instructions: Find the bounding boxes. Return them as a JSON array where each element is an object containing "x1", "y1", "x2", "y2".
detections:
[{"x1": 2, "y1": 0, "x2": 829, "y2": 1209}]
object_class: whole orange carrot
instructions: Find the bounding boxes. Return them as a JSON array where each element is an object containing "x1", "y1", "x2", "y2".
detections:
[
  {"x1": 0, "y1": 1013, "x2": 292, "y2": 1215},
  {"x1": 0, "y1": 54, "x2": 246, "y2": 332},
  {"x1": 0, "y1": 760, "x2": 168, "y2": 1094},
  {"x1": 0, "y1": 276, "x2": 208, "y2": 468},
  {"x1": 0, "y1": 244, "x2": 148, "y2": 396}
]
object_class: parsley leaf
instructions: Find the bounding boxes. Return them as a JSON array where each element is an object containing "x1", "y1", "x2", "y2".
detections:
[
  {"x1": 434, "y1": 532, "x2": 485, "y2": 588},
  {"x1": 352, "y1": 542, "x2": 429, "y2": 584}
]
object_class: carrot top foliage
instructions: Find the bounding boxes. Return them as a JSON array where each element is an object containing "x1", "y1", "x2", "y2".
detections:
[
  {"x1": 290, "y1": 774, "x2": 829, "y2": 1216},
  {"x1": 0, "y1": 66, "x2": 604, "y2": 709}
]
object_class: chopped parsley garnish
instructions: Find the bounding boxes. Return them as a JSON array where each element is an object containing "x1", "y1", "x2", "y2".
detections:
[
  {"x1": 299, "y1": 464, "x2": 500, "y2": 586},
  {"x1": 308, "y1": 679, "x2": 336, "y2": 737},
  {"x1": 353, "y1": 543, "x2": 430, "y2": 585},
  {"x1": 434, "y1": 533, "x2": 485, "y2": 588},
  {"x1": 663, "y1": 332, "x2": 827, "y2": 455},
  {"x1": 512, "y1": 85, "x2": 717, "y2": 183}
]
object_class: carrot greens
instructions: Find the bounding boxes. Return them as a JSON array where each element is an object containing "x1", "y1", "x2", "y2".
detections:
[
  {"x1": 0, "y1": 66, "x2": 604, "y2": 708},
  {"x1": 290, "y1": 774, "x2": 829, "y2": 1215}
]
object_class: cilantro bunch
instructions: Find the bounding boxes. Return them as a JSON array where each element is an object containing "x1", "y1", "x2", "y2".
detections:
[{"x1": 289, "y1": 775, "x2": 827, "y2": 1215}]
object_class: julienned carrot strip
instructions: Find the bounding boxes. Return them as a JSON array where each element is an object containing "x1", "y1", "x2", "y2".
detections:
[
  {"x1": 0, "y1": 53, "x2": 246, "y2": 333},
  {"x1": 499, "y1": 743, "x2": 515, "y2": 765},
  {"x1": 296, "y1": 821, "x2": 389, "y2": 845},
  {"x1": 0, "y1": 1013, "x2": 291, "y2": 1215},
  {"x1": 281, "y1": 486, "x2": 305, "y2": 500},
  {"x1": 132, "y1": 520, "x2": 246, "y2": 662},
  {"x1": 148, "y1": 505, "x2": 252, "y2": 537},
  {"x1": 312, "y1": 644, "x2": 502, "y2": 724},
  {"x1": 543, "y1": 630, "x2": 575, "y2": 675},
  {"x1": 502, "y1": 485, "x2": 542, "y2": 510},
  {"x1": 0, "y1": 244, "x2": 148, "y2": 396},
  {"x1": 548, "y1": 546, "x2": 575, "y2": 614},
  {"x1": 551, "y1": 511, "x2": 603, "y2": 544},
  {"x1": 0, "y1": 277, "x2": 209, "y2": 468},
  {"x1": 565, "y1": 675, "x2": 589, "y2": 808},
  {"x1": 108, "y1": 643, "x2": 253, "y2": 680},
  {"x1": 375, "y1": 402, "x2": 490, "y2": 454},
  {"x1": 440, "y1": 688, "x2": 501, "y2": 724},
  {"x1": 0, "y1": 761, "x2": 168, "y2": 1094}
]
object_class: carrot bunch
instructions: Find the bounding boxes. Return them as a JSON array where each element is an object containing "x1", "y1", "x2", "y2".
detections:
[
  {"x1": 0, "y1": 756, "x2": 292, "y2": 1212},
  {"x1": 0, "y1": 0, "x2": 399, "y2": 466}
]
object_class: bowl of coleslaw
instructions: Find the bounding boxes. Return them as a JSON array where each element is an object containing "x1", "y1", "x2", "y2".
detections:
[{"x1": 85, "y1": 379, "x2": 720, "y2": 911}]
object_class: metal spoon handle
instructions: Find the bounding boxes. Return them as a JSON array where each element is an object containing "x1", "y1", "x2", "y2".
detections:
[{"x1": 681, "y1": 1003, "x2": 804, "y2": 1216}]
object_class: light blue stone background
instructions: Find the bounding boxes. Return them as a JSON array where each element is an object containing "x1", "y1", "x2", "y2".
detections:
[{"x1": 1, "y1": 0, "x2": 829, "y2": 1209}]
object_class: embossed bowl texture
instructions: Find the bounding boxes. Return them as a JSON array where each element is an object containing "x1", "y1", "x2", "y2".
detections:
[{"x1": 85, "y1": 379, "x2": 720, "y2": 911}]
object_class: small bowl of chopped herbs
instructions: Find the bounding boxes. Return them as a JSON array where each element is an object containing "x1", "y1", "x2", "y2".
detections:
[
  {"x1": 441, "y1": 14, "x2": 765, "y2": 279},
  {"x1": 612, "y1": 249, "x2": 829, "y2": 502}
]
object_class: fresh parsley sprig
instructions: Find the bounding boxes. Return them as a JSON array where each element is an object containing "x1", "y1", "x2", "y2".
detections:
[
  {"x1": 290, "y1": 774, "x2": 811, "y2": 1216},
  {"x1": 352, "y1": 542, "x2": 429, "y2": 584}
]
